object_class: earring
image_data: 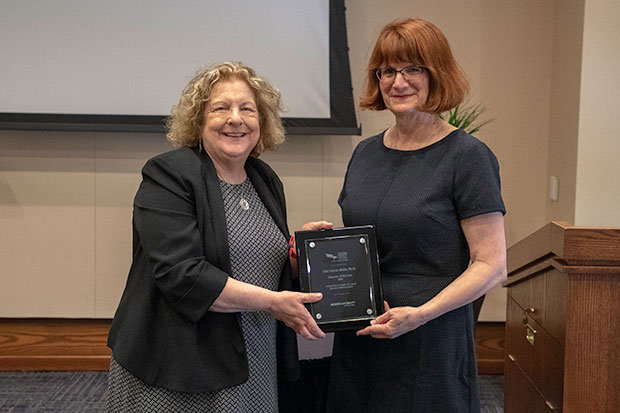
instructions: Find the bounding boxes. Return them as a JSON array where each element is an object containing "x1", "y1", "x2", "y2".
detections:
[{"x1": 198, "y1": 139, "x2": 203, "y2": 152}]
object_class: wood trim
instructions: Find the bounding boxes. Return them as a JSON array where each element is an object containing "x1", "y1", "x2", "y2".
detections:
[
  {"x1": 475, "y1": 322, "x2": 505, "y2": 375},
  {"x1": 0, "y1": 318, "x2": 112, "y2": 371},
  {"x1": 1, "y1": 318, "x2": 506, "y2": 374},
  {"x1": 0, "y1": 355, "x2": 111, "y2": 371},
  {"x1": 507, "y1": 221, "x2": 620, "y2": 274},
  {"x1": 506, "y1": 221, "x2": 566, "y2": 273},
  {"x1": 562, "y1": 225, "x2": 620, "y2": 264},
  {"x1": 504, "y1": 258, "x2": 620, "y2": 288},
  {"x1": 503, "y1": 257, "x2": 555, "y2": 288}
]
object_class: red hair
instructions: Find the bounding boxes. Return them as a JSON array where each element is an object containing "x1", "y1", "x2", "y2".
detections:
[{"x1": 360, "y1": 18, "x2": 469, "y2": 114}]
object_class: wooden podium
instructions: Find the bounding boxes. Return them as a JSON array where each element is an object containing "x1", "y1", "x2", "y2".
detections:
[{"x1": 503, "y1": 222, "x2": 620, "y2": 412}]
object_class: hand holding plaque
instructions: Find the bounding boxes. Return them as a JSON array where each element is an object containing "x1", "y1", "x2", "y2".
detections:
[{"x1": 295, "y1": 225, "x2": 384, "y2": 332}]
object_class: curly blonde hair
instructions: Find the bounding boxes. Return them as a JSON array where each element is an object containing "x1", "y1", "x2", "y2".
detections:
[{"x1": 166, "y1": 62, "x2": 285, "y2": 157}]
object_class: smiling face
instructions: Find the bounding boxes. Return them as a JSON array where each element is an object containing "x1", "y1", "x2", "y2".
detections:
[
  {"x1": 379, "y1": 62, "x2": 430, "y2": 117},
  {"x1": 201, "y1": 78, "x2": 260, "y2": 168}
]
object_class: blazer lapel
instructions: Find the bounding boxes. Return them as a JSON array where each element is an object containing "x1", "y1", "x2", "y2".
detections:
[{"x1": 196, "y1": 149, "x2": 231, "y2": 274}]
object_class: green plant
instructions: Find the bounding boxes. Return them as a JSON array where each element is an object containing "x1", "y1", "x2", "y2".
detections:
[{"x1": 439, "y1": 103, "x2": 494, "y2": 135}]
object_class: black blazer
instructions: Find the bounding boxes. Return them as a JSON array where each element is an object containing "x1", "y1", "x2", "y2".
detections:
[{"x1": 107, "y1": 146, "x2": 299, "y2": 393}]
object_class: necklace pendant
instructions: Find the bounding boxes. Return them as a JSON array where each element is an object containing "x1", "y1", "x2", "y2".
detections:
[{"x1": 239, "y1": 198, "x2": 250, "y2": 211}]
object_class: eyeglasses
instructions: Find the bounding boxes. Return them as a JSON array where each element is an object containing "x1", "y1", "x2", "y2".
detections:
[{"x1": 375, "y1": 66, "x2": 425, "y2": 82}]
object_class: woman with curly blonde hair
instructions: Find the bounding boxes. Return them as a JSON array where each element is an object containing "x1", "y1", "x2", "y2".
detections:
[
  {"x1": 166, "y1": 62, "x2": 285, "y2": 156},
  {"x1": 107, "y1": 62, "x2": 331, "y2": 412}
]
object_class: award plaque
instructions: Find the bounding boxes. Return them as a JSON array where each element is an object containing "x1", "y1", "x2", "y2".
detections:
[{"x1": 295, "y1": 225, "x2": 383, "y2": 332}]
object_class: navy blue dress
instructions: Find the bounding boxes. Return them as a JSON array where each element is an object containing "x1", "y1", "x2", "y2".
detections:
[{"x1": 326, "y1": 129, "x2": 505, "y2": 412}]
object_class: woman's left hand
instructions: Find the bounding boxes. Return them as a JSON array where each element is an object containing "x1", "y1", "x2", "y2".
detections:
[{"x1": 356, "y1": 301, "x2": 428, "y2": 339}]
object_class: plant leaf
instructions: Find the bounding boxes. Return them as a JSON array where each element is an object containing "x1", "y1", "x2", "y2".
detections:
[{"x1": 440, "y1": 102, "x2": 494, "y2": 135}]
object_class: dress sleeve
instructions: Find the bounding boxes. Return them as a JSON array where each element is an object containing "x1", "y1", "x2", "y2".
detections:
[
  {"x1": 133, "y1": 156, "x2": 229, "y2": 324},
  {"x1": 453, "y1": 139, "x2": 506, "y2": 220}
]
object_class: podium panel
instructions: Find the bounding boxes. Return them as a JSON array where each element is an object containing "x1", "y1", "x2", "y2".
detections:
[{"x1": 503, "y1": 222, "x2": 620, "y2": 413}]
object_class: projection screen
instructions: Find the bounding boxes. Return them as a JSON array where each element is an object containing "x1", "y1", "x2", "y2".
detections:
[{"x1": 0, "y1": 0, "x2": 359, "y2": 135}]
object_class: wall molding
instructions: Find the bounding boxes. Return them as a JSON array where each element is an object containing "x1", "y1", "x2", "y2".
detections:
[
  {"x1": 0, "y1": 318, "x2": 112, "y2": 371},
  {"x1": 0, "y1": 319, "x2": 505, "y2": 374},
  {"x1": 475, "y1": 321, "x2": 505, "y2": 375}
]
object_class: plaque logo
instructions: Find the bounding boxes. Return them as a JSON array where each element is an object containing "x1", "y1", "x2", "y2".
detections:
[{"x1": 325, "y1": 252, "x2": 348, "y2": 263}]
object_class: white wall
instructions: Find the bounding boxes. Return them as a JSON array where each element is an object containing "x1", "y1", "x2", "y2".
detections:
[{"x1": 574, "y1": 0, "x2": 620, "y2": 226}]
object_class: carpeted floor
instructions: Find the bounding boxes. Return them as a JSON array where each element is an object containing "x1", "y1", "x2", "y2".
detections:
[
  {"x1": 0, "y1": 372, "x2": 503, "y2": 412},
  {"x1": 478, "y1": 374, "x2": 504, "y2": 412},
  {"x1": 0, "y1": 372, "x2": 107, "y2": 412}
]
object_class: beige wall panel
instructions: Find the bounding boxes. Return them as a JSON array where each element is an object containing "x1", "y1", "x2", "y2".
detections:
[
  {"x1": 95, "y1": 203, "x2": 133, "y2": 317},
  {"x1": 262, "y1": 135, "x2": 324, "y2": 232},
  {"x1": 477, "y1": 284, "x2": 505, "y2": 322},
  {"x1": 472, "y1": 1, "x2": 554, "y2": 320},
  {"x1": 475, "y1": 1, "x2": 555, "y2": 248},
  {"x1": 0, "y1": 132, "x2": 96, "y2": 317},
  {"x1": 546, "y1": 0, "x2": 584, "y2": 224},
  {"x1": 94, "y1": 134, "x2": 173, "y2": 317},
  {"x1": 0, "y1": 204, "x2": 95, "y2": 317},
  {"x1": 321, "y1": 135, "x2": 361, "y2": 227}
]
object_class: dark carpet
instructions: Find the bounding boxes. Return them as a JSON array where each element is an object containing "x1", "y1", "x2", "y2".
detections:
[{"x1": 0, "y1": 372, "x2": 503, "y2": 412}]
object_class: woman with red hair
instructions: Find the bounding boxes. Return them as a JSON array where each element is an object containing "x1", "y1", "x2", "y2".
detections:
[{"x1": 327, "y1": 19, "x2": 507, "y2": 412}]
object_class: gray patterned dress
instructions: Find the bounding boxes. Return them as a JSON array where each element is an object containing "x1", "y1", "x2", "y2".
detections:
[{"x1": 106, "y1": 177, "x2": 287, "y2": 412}]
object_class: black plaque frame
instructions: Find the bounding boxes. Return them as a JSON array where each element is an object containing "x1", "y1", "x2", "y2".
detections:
[{"x1": 295, "y1": 225, "x2": 383, "y2": 332}]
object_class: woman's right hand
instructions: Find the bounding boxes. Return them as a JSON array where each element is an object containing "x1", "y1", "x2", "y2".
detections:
[
  {"x1": 300, "y1": 220, "x2": 333, "y2": 231},
  {"x1": 209, "y1": 278, "x2": 325, "y2": 340},
  {"x1": 269, "y1": 290, "x2": 326, "y2": 340}
]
